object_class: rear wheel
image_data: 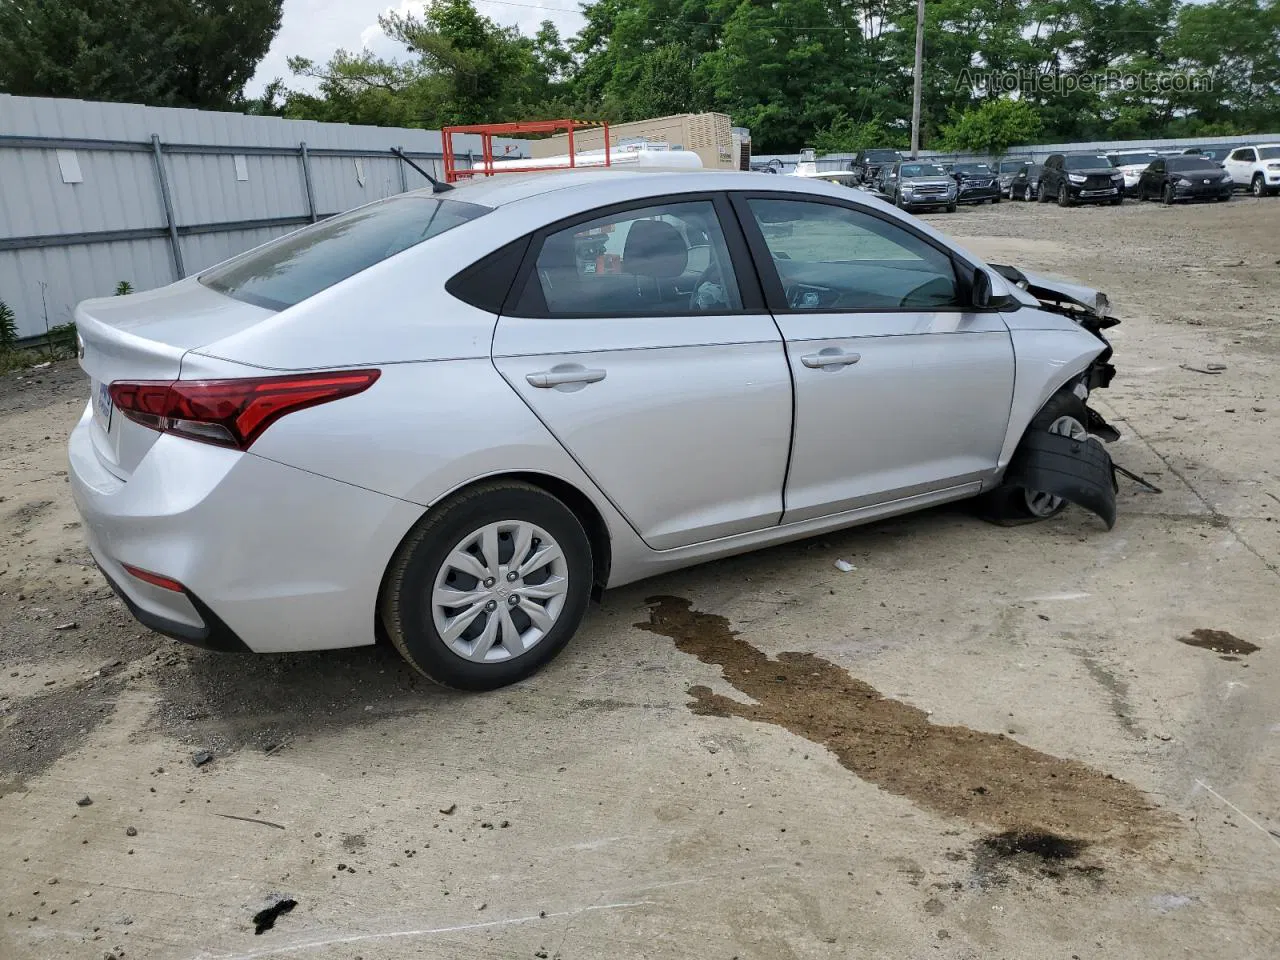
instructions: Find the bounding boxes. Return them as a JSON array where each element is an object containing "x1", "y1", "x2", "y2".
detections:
[
  {"x1": 380, "y1": 481, "x2": 593, "y2": 690},
  {"x1": 980, "y1": 390, "x2": 1089, "y2": 524}
]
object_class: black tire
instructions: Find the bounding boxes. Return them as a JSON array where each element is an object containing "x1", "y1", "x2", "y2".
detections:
[
  {"x1": 1110, "y1": 195, "x2": 1123, "y2": 205},
  {"x1": 1037, "y1": 182, "x2": 1049, "y2": 203},
  {"x1": 992, "y1": 194, "x2": 1002, "y2": 204},
  {"x1": 979, "y1": 389, "x2": 1088, "y2": 524},
  {"x1": 1058, "y1": 183, "x2": 1073, "y2": 207},
  {"x1": 946, "y1": 203, "x2": 957, "y2": 212},
  {"x1": 380, "y1": 480, "x2": 593, "y2": 691},
  {"x1": 1162, "y1": 183, "x2": 1174, "y2": 205}
]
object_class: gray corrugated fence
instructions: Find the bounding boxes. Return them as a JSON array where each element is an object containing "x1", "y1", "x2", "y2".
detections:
[{"x1": 0, "y1": 95, "x2": 528, "y2": 340}]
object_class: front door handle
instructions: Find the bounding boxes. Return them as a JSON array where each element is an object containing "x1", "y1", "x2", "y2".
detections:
[
  {"x1": 526, "y1": 367, "x2": 607, "y2": 388},
  {"x1": 800, "y1": 350, "x2": 861, "y2": 370}
]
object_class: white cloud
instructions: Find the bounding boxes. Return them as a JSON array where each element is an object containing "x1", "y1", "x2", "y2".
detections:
[{"x1": 247, "y1": 0, "x2": 586, "y2": 96}]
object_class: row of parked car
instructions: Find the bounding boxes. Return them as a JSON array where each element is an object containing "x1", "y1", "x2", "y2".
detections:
[{"x1": 847, "y1": 144, "x2": 1280, "y2": 213}]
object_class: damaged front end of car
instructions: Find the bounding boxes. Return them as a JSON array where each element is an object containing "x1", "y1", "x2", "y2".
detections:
[{"x1": 989, "y1": 263, "x2": 1126, "y2": 529}]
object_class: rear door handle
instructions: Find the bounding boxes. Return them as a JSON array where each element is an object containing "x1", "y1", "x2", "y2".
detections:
[
  {"x1": 526, "y1": 367, "x2": 607, "y2": 388},
  {"x1": 800, "y1": 350, "x2": 861, "y2": 369}
]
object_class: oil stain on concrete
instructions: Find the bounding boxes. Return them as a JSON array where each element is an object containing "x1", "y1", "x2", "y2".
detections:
[
  {"x1": 1176, "y1": 628, "x2": 1259, "y2": 656},
  {"x1": 637, "y1": 595, "x2": 1169, "y2": 850}
]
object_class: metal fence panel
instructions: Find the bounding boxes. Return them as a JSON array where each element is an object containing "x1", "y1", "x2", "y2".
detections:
[{"x1": 0, "y1": 94, "x2": 521, "y2": 339}]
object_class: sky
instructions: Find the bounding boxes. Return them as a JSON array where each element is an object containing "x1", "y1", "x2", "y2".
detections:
[{"x1": 247, "y1": 0, "x2": 588, "y2": 96}]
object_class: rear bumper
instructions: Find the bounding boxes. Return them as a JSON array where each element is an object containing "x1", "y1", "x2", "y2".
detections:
[{"x1": 68, "y1": 406, "x2": 423, "y2": 653}]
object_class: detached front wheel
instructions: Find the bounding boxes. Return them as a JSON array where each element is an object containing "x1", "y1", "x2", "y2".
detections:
[{"x1": 381, "y1": 481, "x2": 593, "y2": 690}]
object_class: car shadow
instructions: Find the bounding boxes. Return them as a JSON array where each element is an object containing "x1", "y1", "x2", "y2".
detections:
[{"x1": 145, "y1": 501, "x2": 1014, "y2": 753}]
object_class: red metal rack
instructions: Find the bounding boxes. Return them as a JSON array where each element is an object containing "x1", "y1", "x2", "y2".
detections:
[{"x1": 441, "y1": 119, "x2": 611, "y2": 182}]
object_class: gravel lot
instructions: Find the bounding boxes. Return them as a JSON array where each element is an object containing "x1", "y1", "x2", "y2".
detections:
[{"x1": 2, "y1": 195, "x2": 1278, "y2": 959}]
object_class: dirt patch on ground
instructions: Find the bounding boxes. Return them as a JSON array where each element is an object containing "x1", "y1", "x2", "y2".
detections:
[
  {"x1": 1176, "y1": 628, "x2": 1260, "y2": 655},
  {"x1": 637, "y1": 595, "x2": 1172, "y2": 850}
]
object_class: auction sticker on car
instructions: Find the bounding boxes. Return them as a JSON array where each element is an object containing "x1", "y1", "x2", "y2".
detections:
[{"x1": 92, "y1": 380, "x2": 113, "y2": 432}]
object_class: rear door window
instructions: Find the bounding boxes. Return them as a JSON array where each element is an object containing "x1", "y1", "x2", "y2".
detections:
[
  {"x1": 513, "y1": 200, "x2": 743, "y2": 317},
  {"x1": 201, "y1": 196, "x2": 489, "y2": 311}
]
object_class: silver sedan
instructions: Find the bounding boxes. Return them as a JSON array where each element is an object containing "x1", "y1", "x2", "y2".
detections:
[{"x1": 68, "y1": 170, "x2": 1122, "y2": 689}]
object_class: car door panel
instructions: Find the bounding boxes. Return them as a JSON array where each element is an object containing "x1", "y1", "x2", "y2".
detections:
[
  {"x1": 733, "y1": 193, "x2": 1015, "y2": 524},
  {"x1": 775, "y1": 315, "x2": 1012, "y2": 522},
  {"x1": 491, "y1": 196, "x2": 792, "y2": 552}
]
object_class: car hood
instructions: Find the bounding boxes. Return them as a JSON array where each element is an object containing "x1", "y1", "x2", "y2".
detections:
[
  {"x1": 900, "y1": 176, "x2": 953, "y2": 187},
  {"x1": 1066, "y1": 167, "x2": 1116, "y2": 176},
  {"x1": 989, "y1": 265, "x2": 1111, "y2": 319},
  {"x1": 954, "y1": 171, "x2": 995, "y2": 180}
]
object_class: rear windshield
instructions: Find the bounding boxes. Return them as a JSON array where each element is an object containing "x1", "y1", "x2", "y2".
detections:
[
  {"x1": 201, "y1": 196, "x2": 489, "y2": 311},
  {"x1": 1113, "y1": 152, "x2": 1160, "y2": 166},
  {"x1": 999, "y1": 160, "x2": 1028, "y2": 172},
  {"x1": 1065, "y1": 155, "x2": 1112, "y2": 170}
]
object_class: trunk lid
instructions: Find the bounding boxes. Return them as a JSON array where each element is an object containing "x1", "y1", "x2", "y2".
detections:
[{"x1": 76, "y1": 278, "x2": 275, "y2": 480}]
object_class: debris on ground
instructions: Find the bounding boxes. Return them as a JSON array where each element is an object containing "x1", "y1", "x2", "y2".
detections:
[
  {"x1": 1179, "y1": 362, "x2": 1227, "y2": 374},
  {"x1": 252, "y1": 896, "x2": 297, "y2": 935},
  {"x1": 191, "y1": 751, "x2": 214, "y2": 767},
  {"x1": 439, "y1": 803, "x2": 457, "y2": 815},
  {"x1": 76, "y1": 796, "x2": 92, "y2": 807},
  {"x1": 125, "y1": 826, "x2": 137, "y2": 837},
  {"x1": 834, "y1": 559, "x2": 855, "y2": 572}
]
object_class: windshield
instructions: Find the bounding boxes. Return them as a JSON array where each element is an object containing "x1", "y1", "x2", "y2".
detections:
[
  {"x1": 1064, "y1": 155, "x2": 1112, "y2": 171},
  {"x1": 954, "y1": 163, "x2": 992, "y2": 174},
  {"x1": 1260, "y1": 146, "x2": 1280, "y2": 160},
  {"x1": 865, "y1": 150, "x2": 901, "y2": 161},
  {"x1": 999, "y1": 160, "x2": 1027, "y2": 173},
  {"x1": 1113, "y1": 152, "x2": 1161, "y2": 166},
  {"x1": 201, "y1": 196, "x2": 489, "y2": 311},
  {"x1": 899, "y1": 163, "x2": 945, "y2": 177},
  {"x1": 1169, "y1": 158, "x2": 1223, "y2": 174}
]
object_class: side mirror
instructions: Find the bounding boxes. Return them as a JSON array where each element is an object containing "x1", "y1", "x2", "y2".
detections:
[{"x1": 972, "y1": 270, "x2": 992, "y2": 309}]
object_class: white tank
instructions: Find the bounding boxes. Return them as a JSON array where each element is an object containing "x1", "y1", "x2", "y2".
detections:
[{"x1": 483, "y1": 142, "x2": 703, "y2": 173}]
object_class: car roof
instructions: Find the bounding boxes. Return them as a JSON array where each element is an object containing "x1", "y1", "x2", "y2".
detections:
[{"x1": 413, "y1": 169, "x2": 871, "y2": 209}]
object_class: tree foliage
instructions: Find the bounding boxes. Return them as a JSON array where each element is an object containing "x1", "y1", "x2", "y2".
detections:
[
  {"x1": 0, "y1": 0, "x2": 283, "y2": 109},
  {"x1": 938, "y1": 98, "x2": 1044, "y2": 154}
]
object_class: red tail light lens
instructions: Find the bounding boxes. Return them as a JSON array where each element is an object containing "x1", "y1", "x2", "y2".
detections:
[{"x1": 109, "y1": 369, "x2": 380, "y2": 450}]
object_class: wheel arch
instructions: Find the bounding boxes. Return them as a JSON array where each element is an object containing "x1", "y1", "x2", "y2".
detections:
[
  {"x1": 379, "y1": 471, "x2": 614, "y2": 612},
  {"x1": 996, "y1": 327, "x2": 1106, "y2": 473}
]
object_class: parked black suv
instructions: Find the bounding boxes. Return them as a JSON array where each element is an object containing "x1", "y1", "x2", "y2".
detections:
[
  {"x1": 1039, "y1": 153, "x2": 1125, "y2": 206},
  {"x1": 947, "y1": 162, "x2": 1002, "y2": 204},
  {"x1": 851, "y1": 148, "x2": 904, "y2": 185}
]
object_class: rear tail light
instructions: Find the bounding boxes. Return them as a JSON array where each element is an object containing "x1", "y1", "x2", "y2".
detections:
[{"x1": 109, "y1": 369, "x2": 380, "y2": 451}]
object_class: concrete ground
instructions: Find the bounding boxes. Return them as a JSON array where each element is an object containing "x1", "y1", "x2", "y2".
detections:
[{"x1": 2, "y1": 195, "x2": 1278, "y2": 960}]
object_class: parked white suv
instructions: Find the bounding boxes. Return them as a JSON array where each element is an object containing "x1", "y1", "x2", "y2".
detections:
[{"x1": 1222, "y1": 144, "x2": 1280, "y2": 196}]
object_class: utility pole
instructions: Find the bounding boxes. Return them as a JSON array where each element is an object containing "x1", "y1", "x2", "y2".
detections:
[{"x1": 910, "y1": 0, "x2": 925, "y2": 158}]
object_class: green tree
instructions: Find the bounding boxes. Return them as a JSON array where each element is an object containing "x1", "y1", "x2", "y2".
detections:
[
  {"x1": 937, "y1": 97, "x2": 1044, "y2": 155},
  {"x1": 0, "y1": 0, "x2": 283, "y2": 109},
  {"x1": 813, "y1": 113, "x2": 906, "y2": 153}
]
